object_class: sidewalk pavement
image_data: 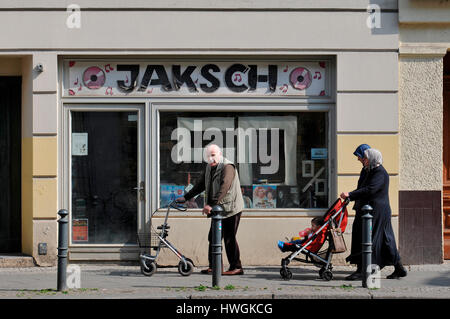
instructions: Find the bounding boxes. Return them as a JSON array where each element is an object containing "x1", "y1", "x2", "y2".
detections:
[{"x1": 0, "y1": 262, "x2": 449, "y2": 299}]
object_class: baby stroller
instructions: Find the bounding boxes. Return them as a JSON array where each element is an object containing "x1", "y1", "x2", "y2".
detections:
[
  {"x1": 279, "y1": 198, "x2": 349, "y2": 281},
  {"x1": 137, "y1": 200, "x2": 194, "y2": 277}
]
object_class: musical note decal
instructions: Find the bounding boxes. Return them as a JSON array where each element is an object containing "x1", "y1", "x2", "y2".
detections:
[
  {"x1": 279, "y1": 84, "x2": 288, "y2": 93},
  {"x1": 105, "y1": 64, "x2": 114, "y2": 73},
  {"x1": 313, "y1": 72, "x2": 322, "y2": 80}
]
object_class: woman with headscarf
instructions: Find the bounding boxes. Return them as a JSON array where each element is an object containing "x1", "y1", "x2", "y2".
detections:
[
  {"x1": 341, "y1": 144, "x2": 371, "y2": 280},
  {"x1": 341, "y1": 148, "x2": 407, "y2": 280}
]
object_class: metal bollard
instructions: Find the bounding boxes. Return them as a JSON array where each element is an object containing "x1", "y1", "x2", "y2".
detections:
[
  {"x1": 57, "y1": 209, "x2": 69, "y2": 291},
  {"x1": 361, "y1": 205, "x2": 373, "y2": 288},
  {"x1": 211, "y1": 205, "x2": 224, "y2": 287}
]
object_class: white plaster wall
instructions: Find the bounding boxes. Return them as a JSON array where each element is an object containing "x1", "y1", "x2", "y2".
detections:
[
  {"x1": 399, "y1": 0, "x2": 450, "y2": 24},
  {"x1": 337, "y1": 52, "x2": 399, "y2": 92},
  {"x1": 0, "y1": 0, "x2": 398, "y2": 10},
  {"x1": 0, "y1": 11, "x2": 398, "y2": 50},
  {"x1": 399, "y1": 57, "x2": 443, "y2": 190},
  {"x1": 337, "y1": 93, "x2": 399, "y2": 132}
]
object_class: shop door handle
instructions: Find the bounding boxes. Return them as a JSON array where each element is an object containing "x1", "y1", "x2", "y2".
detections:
[{"x1": 133, "y1": 181, "x2": 145, "y2": 201}]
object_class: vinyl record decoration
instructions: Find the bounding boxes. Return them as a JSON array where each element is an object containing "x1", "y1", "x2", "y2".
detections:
[
  {"x1": 289, "y1": 67, "x2": 312, "y2": 90},
  {"x1": 83, "y1": 66, "x2": 106, "y2": 90}
]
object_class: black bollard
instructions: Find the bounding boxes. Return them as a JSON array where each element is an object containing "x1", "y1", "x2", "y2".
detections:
[
  {"x1": 57, "y1": 209, "x2": 69, "y2": 291},
  {"x1": 211, "y1": 205, "x2": 224, "y2": 287},
  {"x1": 361, "y1": 205, "x2": 373, "y2": 288}
]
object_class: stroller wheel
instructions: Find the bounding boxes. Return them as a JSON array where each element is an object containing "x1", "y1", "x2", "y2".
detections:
[
  {"x1": 280, "y1": 268, "x2": 292, "y2": 280},
  {"x1": 322, "y1": 270, "x2": 333, "y2": 281},
  {"x1": 141, "y1": 260, "x2": 157, "y2": 276},
  {"x1": 178, "y1": 259, "x2": 194, "y2": 276},
  {"x1": 319, "y1": 267, "x2": 325, "y2": 278}
]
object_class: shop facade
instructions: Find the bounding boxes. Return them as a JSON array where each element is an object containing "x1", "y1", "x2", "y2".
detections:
[{"x1": 0, "y1": 1, "x2": 447, "y2": 267}]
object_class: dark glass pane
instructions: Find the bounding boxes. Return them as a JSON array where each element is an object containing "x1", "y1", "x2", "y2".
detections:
[{"x1": 71, "y1": 111, "x2": 137, "y2": 244}]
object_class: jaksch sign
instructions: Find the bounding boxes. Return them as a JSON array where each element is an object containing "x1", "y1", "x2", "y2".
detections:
[{"x1": 64, "y1": 60, "x2": 328, "y2": 97}]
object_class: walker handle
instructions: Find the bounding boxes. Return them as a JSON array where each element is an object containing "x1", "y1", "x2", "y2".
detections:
[{"x1": 170, "y1": 200, "x2": 187, "y2": 212}]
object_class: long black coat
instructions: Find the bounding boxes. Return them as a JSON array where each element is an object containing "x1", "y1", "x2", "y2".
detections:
[
  {"x1": 345, "y1": 167, "x2": 367, "y2": 266},
  {"x1": 347, "y1": 165, "x2": 400, "y2": 268}
]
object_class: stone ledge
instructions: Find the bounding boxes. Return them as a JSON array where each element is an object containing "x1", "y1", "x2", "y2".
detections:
[
  {"x1": 399, "y1": 43, "x2": 448, "y2": 58},
  {"x1": 0, "y1": 254, "x2": 36, "y2": 268}
]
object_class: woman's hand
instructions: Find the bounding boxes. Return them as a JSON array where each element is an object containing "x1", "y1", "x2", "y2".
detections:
[{"x1": 340, "y1": 192, "x2": 349, "y2": 199}]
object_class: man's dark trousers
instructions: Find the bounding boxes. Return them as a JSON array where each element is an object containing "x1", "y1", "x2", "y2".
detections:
[{"x1": 207, "y1": 212, "x2": 242, "y2": 270}]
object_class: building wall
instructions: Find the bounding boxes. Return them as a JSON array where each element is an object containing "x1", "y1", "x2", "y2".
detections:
[
  {"x1": 398, "y1": 0, "x2": 450, "y2": 263},
  {"x1": 0, "y1": 1, "x2": 403, "y2": 265}
]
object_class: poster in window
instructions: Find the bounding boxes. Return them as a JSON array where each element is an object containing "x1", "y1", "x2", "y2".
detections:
[
  {"x1": 72, "y1": 133, "x2": 88, "y2": 156},
  {"x1": 252, "y1": 185, "x2": 277, "y2": 209},
  {"x1": 241, "y1": 186, "x2": 253, "y2": 208},
  {"x1": 72, "y1": 219, "x2": 88, "y2": 242},
  {"x1": 160, "y1": 184, "x2": 185, "y2": 208}
]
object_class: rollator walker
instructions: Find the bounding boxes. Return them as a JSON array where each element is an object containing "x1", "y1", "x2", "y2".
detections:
[{"x1": 138, "y1": 200, "x2": 194, "y2": 276}]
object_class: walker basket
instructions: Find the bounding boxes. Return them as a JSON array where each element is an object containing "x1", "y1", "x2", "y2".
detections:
[{"x1": 137, "y1": 231, "x2": 165, "y2": 249}]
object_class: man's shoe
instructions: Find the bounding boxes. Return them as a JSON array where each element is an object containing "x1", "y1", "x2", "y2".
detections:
[
  {"x1": 222, "y1": 268, "x2": 244, "y2": 276},
  {"x1": 345, "y1": 271, "x2": 362, "y2": 281},
  {"x1": 200, "y1": 268, "x2": 212, "y2": 274}
]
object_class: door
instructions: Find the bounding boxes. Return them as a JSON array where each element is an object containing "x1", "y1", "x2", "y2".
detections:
[
  {"x1": 444, "y1": 52, "x2": 450, "y2": 259},
  {"x1": 0, "y1": 77, "x2": 21, "y2": 253},
  {"x1": 69, "y1": 106, "x2": 145, "y2": 247}
]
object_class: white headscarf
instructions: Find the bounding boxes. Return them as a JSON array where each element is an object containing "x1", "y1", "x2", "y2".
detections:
[{"x1": 364, "y1": 148, "x2": 383, "y2": 170}]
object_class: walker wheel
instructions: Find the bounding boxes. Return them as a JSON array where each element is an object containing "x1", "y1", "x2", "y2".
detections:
[
  {"x1": 322, "y1": 270, "x2": 333, "y2": 281},
  {"x1": 280, "y1": 268, "x2": 293, "y2": 280},
  {"x1": 178, "y1": 258, "x2": 194, "y2": 276},
  {"x1": 141, "y1": 261, "x2": 157, "y2": 276}
]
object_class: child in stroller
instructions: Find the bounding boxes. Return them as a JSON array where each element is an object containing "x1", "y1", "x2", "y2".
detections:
[
  {"x1": 277, "y1": 216, "x2": 325, "y2": 252},
  {"x1": 279, "y1": 198, "x2": 349, "y2": 281}
]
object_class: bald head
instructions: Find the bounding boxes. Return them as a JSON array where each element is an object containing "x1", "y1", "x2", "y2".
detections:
[{"x1": 205, "y1": 144, "x2": 223, "y2": 166}]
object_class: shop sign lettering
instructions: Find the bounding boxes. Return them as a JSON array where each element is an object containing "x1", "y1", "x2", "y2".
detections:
[{"x1": 65, "y1": 61, "x2": 328, "y2": 97}]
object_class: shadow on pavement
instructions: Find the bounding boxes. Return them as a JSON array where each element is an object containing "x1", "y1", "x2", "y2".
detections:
[{"x1": 425, "y1": 271, "x2": 450, "y2": 287}]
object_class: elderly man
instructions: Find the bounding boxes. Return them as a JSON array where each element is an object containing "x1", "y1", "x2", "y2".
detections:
[{"x1": 177, "y1": 144, "x2": 245, "y2": 275}]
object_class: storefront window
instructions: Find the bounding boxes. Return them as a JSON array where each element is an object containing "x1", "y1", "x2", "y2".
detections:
[
  {"x1": 71, "y1": 111, "x2": 138, "y2": 244},
  {"x1": 159, "y1": 111, "x2": 328, "y2": 209}
]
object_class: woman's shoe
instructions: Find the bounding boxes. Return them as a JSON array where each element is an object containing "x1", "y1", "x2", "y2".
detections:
[{"x1": 387, "y1": 264, "x2": 407, "y2": 279}]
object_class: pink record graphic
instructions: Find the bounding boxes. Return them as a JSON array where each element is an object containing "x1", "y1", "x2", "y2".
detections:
[
  {"x1": 289, "y1": 67, "x2": 312, "y2": 90},
  {"x1": 82, "y1": 66, "x2": 106, "y2": 90}
]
